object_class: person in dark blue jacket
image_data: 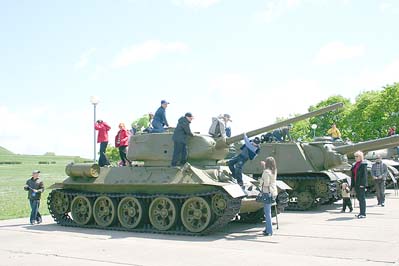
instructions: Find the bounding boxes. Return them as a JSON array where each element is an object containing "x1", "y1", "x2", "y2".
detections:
[
  {"x1": 171, "y1": 112, "x2": 194, "y2": 167},
  {"x1": 228, "y1": 134, "x2": 260, "y2": 186},
  {"x1": 151, "y1": 100, "x2": 170, "y2": 133}
]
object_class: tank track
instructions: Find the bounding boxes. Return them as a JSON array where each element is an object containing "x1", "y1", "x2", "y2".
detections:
[
  {"x1": 278, "y1": 175, "x2": 339, "y2": 211},
  {"x1": 47, "y1": 189, "x2": 241, "y2": 236}
]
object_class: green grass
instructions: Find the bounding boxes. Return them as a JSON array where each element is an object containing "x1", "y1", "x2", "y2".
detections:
[{"x1": 0, "y1": 151, "x2": 88, "y2": 220}]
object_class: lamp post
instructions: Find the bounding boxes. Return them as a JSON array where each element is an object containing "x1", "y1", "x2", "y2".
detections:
[
  {"x1": 90, "y1": 96, "x2": 99, "y2": 163},
  {"x1": 311, "y1": 124, "x2": 318, "y2": 138}
]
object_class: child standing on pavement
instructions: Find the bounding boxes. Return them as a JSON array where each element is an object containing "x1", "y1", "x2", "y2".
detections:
[{"x1": 341, "y1": 182, "x2": 353, "y2": 212}]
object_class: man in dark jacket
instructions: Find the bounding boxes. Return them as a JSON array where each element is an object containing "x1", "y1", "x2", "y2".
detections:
[
  {"x1": 171, "y1": 112, "x2": 194, "y2": 167},
  {"x1": 24, "y1": 170, "x2": 44, "y2": 225},
  {"x1": 228, "y1": 134, "x2": 260, "y2": 187},
  {"x1": 151, "y1": 100, "x2": 170, "y2": 133},
  {"x1": 351, "y1": 150, "x2": 368, "y2": 218}
]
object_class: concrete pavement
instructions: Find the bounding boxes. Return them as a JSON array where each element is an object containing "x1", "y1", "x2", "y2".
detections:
[{"x1": 0, "y1": 190, "x2": 398, "y2": 266}]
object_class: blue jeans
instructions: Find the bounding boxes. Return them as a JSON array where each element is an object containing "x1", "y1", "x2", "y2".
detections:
[
  {"x1": 264, "y1": 203, "x2": 273, "y2": 235},
  {"x1": 151, "y1": 120, "x2": 165, "y2": 133},
  {"x1": 228, "y1": 155, "x2": 247, "y2": 186},
  {"x1": 29, "y1": 199, "x2": 41, "y2": 223},
  {"x1": 98, "y1": 141, "x2": 110, "y2": 167}
]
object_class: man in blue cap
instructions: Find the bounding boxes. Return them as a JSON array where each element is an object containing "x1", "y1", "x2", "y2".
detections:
[{"x1": 151, "y1": 100, "x2": 170, "y2": 133}]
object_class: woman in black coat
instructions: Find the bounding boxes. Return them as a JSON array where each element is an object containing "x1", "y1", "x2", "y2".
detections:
[{"x1": 351, "y1": 150, "x2": 368, "y2": 218}]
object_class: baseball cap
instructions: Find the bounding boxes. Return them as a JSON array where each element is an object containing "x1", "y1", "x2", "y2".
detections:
[
  {"x1": 32, "y1": 170, "x2": 40, "y2": 174},
  {"x1": 185, "y1": 112, "x2": 193, "y2": 117},
  {"x1": 161, "y1": 100, "x2": 170, "y2": 104}
]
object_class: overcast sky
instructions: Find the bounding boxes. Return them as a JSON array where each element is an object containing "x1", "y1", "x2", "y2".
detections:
[{"x1": 1, "y1": 0, "x2": 399, "y2": 158}]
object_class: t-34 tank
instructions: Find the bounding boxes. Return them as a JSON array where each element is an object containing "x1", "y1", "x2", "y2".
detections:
[
  {"x1": 243, "y1": 134, "x2": 399, "y2": 210},
  {"x1": 48, "y1": 123, "x2": 284, "y2": 235}
]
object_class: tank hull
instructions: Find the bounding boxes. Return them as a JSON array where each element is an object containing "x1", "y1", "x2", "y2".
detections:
[{"x1": 48, "y1": 163, "x2": 247, "y2": 235}]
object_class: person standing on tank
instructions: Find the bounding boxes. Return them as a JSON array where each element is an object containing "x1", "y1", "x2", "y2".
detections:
[
  {"x1": 115, "y1": 123, "x2": 131, "y2": 166},
  {"x1": 151, "y1": 100, "x2": 170, "y2": 133},
  {"x1": 259, "y1": 157, "x2": 278, "y2": 236},
  {"x1": 24, "y1": 170, "x2": 44, "y2": 225},
  {"x1": 208, "y1": 114, "x2": 232, "y2": 139},
  {"x1": 95, "y1": 119, "x2": 111, "y2": 167},
  {"x1": 171, "y1": 112, "x2": 194, "y2": 167},
  {"x1": 228, "y1": 134, "x2": 260, "y2": 187},
  {"x1": 351, "y1": 150, "x2": 368, "y2": 218}
]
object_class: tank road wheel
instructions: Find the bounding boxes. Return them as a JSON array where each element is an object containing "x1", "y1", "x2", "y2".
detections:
[
  {"x1": 71, "y1": 195, "x2": 93, "y2": 225},
  {"x1": 211, "y1": 193, "x2": 227, "y2": 216},
  {"x1": 93, "y1": 196, "x2": 117, "y2": 227},
  {"x1": 118, "y1": 197, "x2": 144, "y2": 229},
  {"x1": 149, "y1": 197, "x2": 177, "y2": 231},
  {"x1": 297, "y1": 191, "x2": 314, "y2": 210},
  {"x1": 181, "y1": 197, "x2": 212, "y2": 233},
  {"x1": 314, "y1": 180, "x2": 328, "y2": 197},
  {"x1": 50, "y1": 191, "x2": 70, "y2": 215}
]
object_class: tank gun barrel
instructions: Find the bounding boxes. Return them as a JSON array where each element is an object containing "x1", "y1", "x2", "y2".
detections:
[
  {"x1": 334, "y1": 135, "x2": 399, "y2": 155},
  {"x1": 225, "y1": 102, "x2": 344, "y2": 145}
]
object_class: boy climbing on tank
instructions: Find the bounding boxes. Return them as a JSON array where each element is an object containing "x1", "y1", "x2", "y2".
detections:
[{"x1": 228, "y1": 134, "x2": 260, "y2": 187}]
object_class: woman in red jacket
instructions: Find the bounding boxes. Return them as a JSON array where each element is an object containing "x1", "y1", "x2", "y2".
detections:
[
  {"x1": 95, "y1": 120, "x2": 111, "y2": 167},
  {"x1": 115, "y1": 123, "x2": 131, "y2": 166}
]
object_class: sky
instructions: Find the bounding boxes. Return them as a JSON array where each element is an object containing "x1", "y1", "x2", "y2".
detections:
[{"x1": 1, "y1": 0, "x2": 399, "y2": 159}]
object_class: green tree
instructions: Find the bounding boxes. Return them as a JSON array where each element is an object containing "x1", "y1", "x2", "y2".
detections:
[
  {"x1": 345, "y1": 83, "x2": 399, "y2": 141},
  {"x1": 131, "y1": 113, "x2": 151, "y2": 132},
  {"x1": 308, "y1": 95, "x2": 352, "y2": 139},
  {"x1": 105, "y1": 145, "x2": 120, "y2": 164}
]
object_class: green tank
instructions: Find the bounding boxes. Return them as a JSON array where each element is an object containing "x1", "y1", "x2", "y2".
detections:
[
  {"x1": 316, "y1": 137, "x2": 399, "y2": 190},
  {"x1": 48, "y1": 123, "x2": 289, "y2": 234},
  {"x1": 243, "y1": 134, "x2": 399, "y2": 210},
  {"x1": 363, "y1": 148, "x2": 399, "y2": 188}
]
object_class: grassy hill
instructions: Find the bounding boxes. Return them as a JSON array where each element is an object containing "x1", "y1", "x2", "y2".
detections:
[
  {"x1": 0, "y1": 146, "x2": 14, "y2": 156},
  {"x1": 0, "y1": 147, "x2": 89, "y2": 220}
]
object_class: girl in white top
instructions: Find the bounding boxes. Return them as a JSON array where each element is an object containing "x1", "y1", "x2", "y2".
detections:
[{"x1": 260, "y1": 156, "x2": 277, "y2": 236}]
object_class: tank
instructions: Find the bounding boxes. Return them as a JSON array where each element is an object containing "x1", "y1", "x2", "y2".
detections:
[
  {"x1": 317, "y1": 137, "x2": 399, "y2": 190},
  {"x1": 47, "y1": 103, "x2": 342, "y2": 234},
  {"x1": 243, "y1": 135, "x2": 399, "y2": 210}
]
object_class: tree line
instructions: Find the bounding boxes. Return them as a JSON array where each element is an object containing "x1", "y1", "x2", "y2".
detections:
[{"x1": 289, "y1": 82, "x2": 399, "y2": 142}]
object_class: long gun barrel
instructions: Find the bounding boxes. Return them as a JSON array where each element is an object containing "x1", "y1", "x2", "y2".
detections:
[
  {"x1": 334, "y1": 135, "x2": 399, "y2": 155},
  {"x1": 225, "y1": 102, "x2": 344, "y2": 145}
]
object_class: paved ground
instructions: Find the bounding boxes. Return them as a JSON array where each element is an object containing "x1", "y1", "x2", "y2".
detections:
[{"x1": 1, "y1": 190, "x2": 398, "y2": 266}]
